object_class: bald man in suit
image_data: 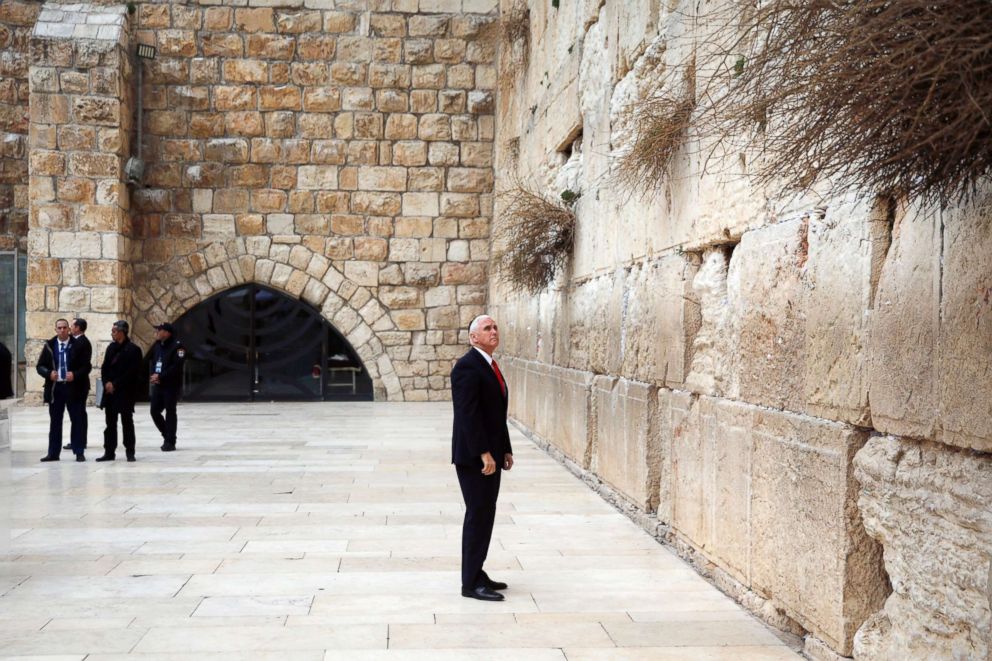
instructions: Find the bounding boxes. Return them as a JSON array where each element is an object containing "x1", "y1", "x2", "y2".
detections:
[{"x1": 451, "y1": 314, "x2": 514, "y2": 601}]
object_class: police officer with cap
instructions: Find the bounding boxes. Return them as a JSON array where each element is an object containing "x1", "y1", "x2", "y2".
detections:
[{"x1": 149, "y1": 322, "x2": 185, "y2": 452}]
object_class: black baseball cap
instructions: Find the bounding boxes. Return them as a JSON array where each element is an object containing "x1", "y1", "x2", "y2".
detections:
[{"x1": 154, "y1": 322, "x2": 175, "y2": 334}]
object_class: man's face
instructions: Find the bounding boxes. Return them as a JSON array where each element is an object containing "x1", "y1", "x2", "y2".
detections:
[
  {"x1": 71, "y1": 321, "x2": 82, "y2": 336},
  {"x1": 156, "y1": 328, "x2": 170, "y2": 342},
  {"x1": 54, "y1": 321, "x2": 70, "y2": 342},
  {"x1": 470, "y1": 316, "x2": 499, "y2": 355},
  {"x1": 111, "y1": 327, "x2": 123, "y2": 343}
]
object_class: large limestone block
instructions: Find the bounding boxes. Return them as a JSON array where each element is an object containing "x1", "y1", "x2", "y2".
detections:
[
  {"x1": 867, "y1": 200, "x2": 940, "y2": 439},
  {"x1": 547, "y1": 365, "x2": 594, "y2": 468},
  {"x1": 938, "y1": 200, "x2": 992, "y2": 452},
  {"x1": 729, "y1": 219, "x2": 807, "y2": 412},
  {"x1": 562, "y1": 270, "x2": 622, "y2": 374},
  {"x1": 802, "y1": 198, "x2": 884, "y2": 426},
  {"x1": 854, "y1": 435, "x2": 991, "y2": 660},
  {"x1": 617, "y1": 255, "x2": 700, "y2": 388},
  {"x1": 750, "y1": 409, "x2": 885, "y2": 655},
  {"x1": 667, "y1": 393, "x2": 753, "y2": 583},
  {"x1": 592, "y1": 376, "x2": 660, "y2": 510}
]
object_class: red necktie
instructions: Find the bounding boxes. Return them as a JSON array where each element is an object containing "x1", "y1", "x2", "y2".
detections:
[{"x1": 491, "y1": 359, "x2": 507, "y2": 397}]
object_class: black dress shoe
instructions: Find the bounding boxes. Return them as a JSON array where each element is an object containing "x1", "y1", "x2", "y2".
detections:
[
  {"x1": 480, "y1": 571, "x2": 508, "y2": 591},
  {"x1": 63, "y1": 443, "x2": 72, "y2": 450},
  {"x1": 40, "y1": 456, "x2": 59, "y2": 462},
  {"x1": 483, "y1": 577, "x2": 508, "y2": 591},
  {"x1": 126, "y1": 455, "x2": 136, "y2": 462},
  {"x1": 461, "y1": 585, "x2": 504, "y2": 601},
  {"x1": 95, "y1": 455, "x2": 115, "y2": 462},
  {"x1": 160, "y1": 444, "x2": 175, "y2": 452},
  {"x1": 75, "y1": 455, "x2": 85, "y2": 462}
]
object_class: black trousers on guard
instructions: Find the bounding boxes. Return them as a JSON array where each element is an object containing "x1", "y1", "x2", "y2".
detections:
[
  {"x1": 150, "y1": 386, "x2": 178, "y2": 447},
  {"x1": 455, "y1": 464, "x2": 502, "y2": 590},
  {"x1": 103, "y1": 404, "x2": 135, "y2": 458}
]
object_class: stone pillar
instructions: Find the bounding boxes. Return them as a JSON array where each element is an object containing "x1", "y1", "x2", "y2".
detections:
[{"x1": 25, "y1": 3, "x2": 133, "y2": 401}]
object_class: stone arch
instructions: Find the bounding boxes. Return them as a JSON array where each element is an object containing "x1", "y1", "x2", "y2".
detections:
[{"x1": 131, "y1": 237, "x2": 403, "y2": 401}]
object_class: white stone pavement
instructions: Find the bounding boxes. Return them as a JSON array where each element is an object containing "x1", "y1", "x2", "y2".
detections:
[{"x1": 1, "y1": 402, "x2": 800, "y2": 660}]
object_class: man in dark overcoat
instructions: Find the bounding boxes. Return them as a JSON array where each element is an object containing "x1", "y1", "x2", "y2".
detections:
[
  {"x1": 450, "y1": 314, "x2": 514, "y2": 602},
  {"x1": 36, "y1": 318, "x2": 91, "y2": 461},
  {"x1": 96, "y1": 320, "x2": 143, "y2": 462}
]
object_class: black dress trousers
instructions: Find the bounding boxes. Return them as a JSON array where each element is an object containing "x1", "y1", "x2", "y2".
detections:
[{"x1": 455, "y1": 464, "x2": 502, "y2": 590}]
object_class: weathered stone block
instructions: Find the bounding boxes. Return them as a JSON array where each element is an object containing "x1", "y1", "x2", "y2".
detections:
[
  {"x1": 854, "y1": 435, "x2": 991, "y2": 660},
  {"x1": 592, "y1": 377, "x2": 659, "y2": 510},
  {"x1": 937, "y1": 200, "x2": 992, "y2": 452},
  {"x1": 730, "y1": 219, "x2": 806, "y2": 412},
  {"x1": 867, "y1": 201, "x2": 940, "y2": 440},
  {"x1": 750, "y1": 408, "x2": 884, "y2": 655}
]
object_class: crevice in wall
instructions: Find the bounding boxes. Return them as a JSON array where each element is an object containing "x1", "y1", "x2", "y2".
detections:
[
  {"x1": 867, "y1": 194, "x2": 897, "y2": 310},
  {"x1": 683, "y1": 241, "x2": 738, "y2": 398}
]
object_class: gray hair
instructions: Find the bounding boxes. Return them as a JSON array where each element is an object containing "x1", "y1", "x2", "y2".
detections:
[{"x1": 468, "y1": 314, "x2": 493, "y2": 334}]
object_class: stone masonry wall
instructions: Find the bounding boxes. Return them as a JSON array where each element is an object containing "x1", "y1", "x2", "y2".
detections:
[
  {"x1": 25, "y1": 2, "x2": 135, "y2": 401},
  {"x1": 124, "y1": 0, "x2": 498, "y2": 401},
  {"x1": 493, "y1": 0, "x2": 991, "y2": 658},
  {"x1": 0, "y1": 0, "x2": 40, "y2": 252},
  {"x1": 18, "y1": 0, "x2": 499, "y2": 402}
]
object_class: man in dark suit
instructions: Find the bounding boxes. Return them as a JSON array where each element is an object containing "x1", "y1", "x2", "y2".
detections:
[
  {"x1": 36, "y1": 318, "x2": 91, "y2": 462},
  {"x1": 451, "y1": 314, "x2": 514, "y2": 602},
  {"x1": 62, "y1": 318, "x2": 91, "y2": 451},
  {"x1": 0, "y1": 340, "x2": 13, "y2": 400},
  {"x1": 149, "y1": 322, "x2": 185, "y2": 451},
  {"x1": 96, "y1": 320, "x2": 143, "y2": 463}
]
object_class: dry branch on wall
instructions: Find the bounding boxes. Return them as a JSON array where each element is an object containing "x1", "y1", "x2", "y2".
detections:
[
  {"x1": 615, "y1": 64, "x2": 697, "y2": 193},
  {"x1": 691, "y1": 0, "x2": 992, "y2": 205},
  {"x1": 492, "y1": 186, "x2": 576, "y2": 294},
  {"x1": 493, "y1": 4, "x2": 530, "y2": 93}
]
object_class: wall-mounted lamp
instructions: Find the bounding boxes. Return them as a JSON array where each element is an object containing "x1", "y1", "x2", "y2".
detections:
[{"x1": 125, "y1": 43, "x2": 157, "y2": 185}]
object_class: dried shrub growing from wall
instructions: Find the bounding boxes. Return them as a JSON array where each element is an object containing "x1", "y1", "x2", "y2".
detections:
[
  {"x1": 697, "y1": 0, "x2": 992, "y2": 204},
  {"x1": 493, "y1": 4, "x2": 529, "y2": 94},
  {"x1": 493, "y1": 186, "x2": 575, "y2": 294},
  {"x1": 615, "y1": 64, "x2": 696, "y2": 193}
]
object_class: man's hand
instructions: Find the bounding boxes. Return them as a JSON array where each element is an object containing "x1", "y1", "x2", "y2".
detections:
[
  {"x1": 105, "y1": 382, "x2": 114, "y2": 394},
  {"x1": 49, "y1": 372, "x2": 57, "y2": 382},
  {"x1": 65, "y1": 371, "x2": 74, "y2": 382},
  {"x1": 481, "y1": 452, "x2": 496, "y2": 475},
  {"x1": 503, "y1": 453, "x2": 513, "y2": 471},
  {"x1": 150, "y1": 374, "x2": 160, "y2": 385}
]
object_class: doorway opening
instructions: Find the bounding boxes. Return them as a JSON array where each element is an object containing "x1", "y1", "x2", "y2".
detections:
[{"x1": 166, "y1": 284, "x2": 373, "y2": 402}]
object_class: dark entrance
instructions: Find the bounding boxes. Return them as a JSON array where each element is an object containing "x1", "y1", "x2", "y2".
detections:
[{"x1": 172, "y1": 284, "x2": 373, "y2": 401}]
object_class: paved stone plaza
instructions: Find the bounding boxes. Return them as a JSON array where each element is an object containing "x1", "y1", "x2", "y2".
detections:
[{"x1": 2, "y1": 403, "x2": 800, "y2": 659}]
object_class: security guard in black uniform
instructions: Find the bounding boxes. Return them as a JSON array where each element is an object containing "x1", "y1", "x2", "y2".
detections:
[{"x1": 149, "y1": 322, "x2": 185, "y2": 452}]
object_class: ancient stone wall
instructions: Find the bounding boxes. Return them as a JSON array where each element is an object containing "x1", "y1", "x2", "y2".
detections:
[
  {"x1": 124, "y1": 0, "x2": 498, "y2": 400},
  {"x1": 493, "y1": 1, "x2": 991, "y2": 658},
  {"x1": 0, "y1": 0, "x2": 39, "y2": 252},
  {"x1": 20, "y1": 0, "x2": 499, "y2": 402}
]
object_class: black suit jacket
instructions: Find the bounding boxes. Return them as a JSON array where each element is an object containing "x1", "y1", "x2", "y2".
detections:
[
  {"x1": 101, "y1": 339, "x2": 143, "y2": 413},
  {"x1": 0, "y1": 341, "x2": 13, "y2": 399},
  {"x1": 451, "y1": 348, "x2": 512, "y2": 467},
  {"x1": 35, "y1": 335, "x2": 91, "y2": 404}
]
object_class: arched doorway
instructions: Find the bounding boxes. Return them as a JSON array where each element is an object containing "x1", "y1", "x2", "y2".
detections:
[{"x1": 169, "y1": 284, "x2": 373, "y2": 402}]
